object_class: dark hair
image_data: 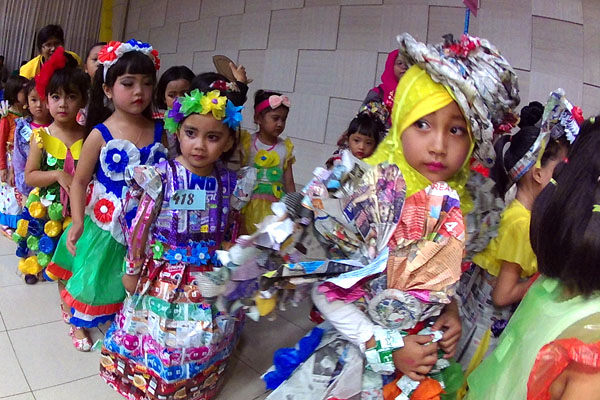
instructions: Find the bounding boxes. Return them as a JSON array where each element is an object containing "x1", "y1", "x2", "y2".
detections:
[
  {"x1": 530, "y1": 117, "x2": 600, "y2": 296},
  {"x1": 46, "y1": 53, "x2": 89, "y2": 104},
  {"x1": 0, "y1": 55, "x2": 4, "y2": 61},
  {"x1": 85, "y1": 42, "x2": 106, "y2": 61},
  {"x1": 346, "y1": 112, "x2": 385, "y2": 145},
  {"x1": 254, "y1": 90, "x2": 286, "y2": 116},
  {"x1": 191, "y1": 72, "x2": 248, "y2": 107},
  {"x1": 4, "y1": 75, "x2": 28, "y2": 105},
  {"x1": 86, "y1": 50, "x2": 157, "y2": 134},
  {"x1": 23, "y1": 79, "x2": 37, "y2": 103},
  {"x1": 154, "y1": 65, "x2": 194, "y2": 110},
  {"x1": 491, "y1": 101, "x2": 567, "y2": 197},
  {"x1": 36, "y1": 25, "x2": 64, "y2": 51}
]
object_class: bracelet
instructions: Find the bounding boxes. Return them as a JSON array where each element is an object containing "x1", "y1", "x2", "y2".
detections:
[
  {"x1": 364, "y1": 326, "x2": 405, "y2": 374},
  {"x1": 125, "y1": 259, "x2": 143, "y2": 275}
]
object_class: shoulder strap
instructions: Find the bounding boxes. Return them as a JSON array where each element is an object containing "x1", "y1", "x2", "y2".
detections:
[
  {"x1": 153, "y1": 120, "x2": 164, "y2": 144},
  {"x1": 95, "y1": 123, "x2": 113, "y2": 143}
]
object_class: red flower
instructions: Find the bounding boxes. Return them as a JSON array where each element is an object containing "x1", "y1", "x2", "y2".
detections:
[
  {"x1": 93, "y1": 198, "x2": 115, "y2": 224},
  {"x1": 572, "y1": 106, "x2": 584, "y2": 126},
  {"x1": 150, "y1": 49, "x2": 160, "y2": 71},
  {"x1": 98, "y1": 41, "x2": 122, "y2": 64}
]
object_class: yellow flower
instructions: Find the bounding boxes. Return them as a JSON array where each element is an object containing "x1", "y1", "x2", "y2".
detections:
[
  {"x1": 200, "y1": 90, "x2": 227, "y2": 119},
  {"x1": 272, "y1": 183, "x2": 284, "y2": 199},
  {"x1": 254, "y1": 150, "x2": 280, "y2": 168}
]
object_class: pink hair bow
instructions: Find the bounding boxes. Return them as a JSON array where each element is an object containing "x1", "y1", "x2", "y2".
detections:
[{"x1": 255, "y1": 95, "x2": 291, "y2": 114}]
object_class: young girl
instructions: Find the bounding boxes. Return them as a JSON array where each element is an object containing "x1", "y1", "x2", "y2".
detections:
[
  {"x1": 240, "y1": 90, "x2": 294, "y2": 234},
  {"x1": 266, "y1": 33, "x2": 520, "y2": 400},
  {"x1": 0, "y1": 75, "x2": 28, "y2": 230},
  {"x1": 45, "y1": 40, "x2": 165, "y2": 351},
  {"x1": 467, "y1": 117, "x2": 600, "y2": 399},
  {"x1": 455, "y1": 99, "x2": 571, "y2": 373},
  {"x1": 83, "y1": 42, "x2": 106, "y2": 82},
  {"x1": 14, "y1": 48, "x2": 88, "y2": 285},
  {"x1": 326, "y1": 102, "x2": 387, "y2": 168},
  {"x1": 13, "y1": 79, "x2": 52, "y2": 197},
  {"x1": 100, "y1": 88, "x2": 245, "y2": 400}
]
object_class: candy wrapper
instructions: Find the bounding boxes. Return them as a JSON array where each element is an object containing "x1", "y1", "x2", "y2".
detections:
[
  {"x1": 232, "y1": 166, "x2": 256, "y2": 211},
  {"x1": 540, "y1": 88, "x2": 582, "y2": 145},
  {"x1": 387, "y1": 182, "x2": 464, "y2": 293}
]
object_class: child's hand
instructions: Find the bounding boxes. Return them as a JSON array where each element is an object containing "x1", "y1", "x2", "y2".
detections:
[
  {"x1": 122, "y1": 274, "x2": 140, "y2": 295},
  {"x1": 56, "y1": 171, "x2": 73, "y2": 192},
  {"x1": 66, "y1": 221, "x2": 83, "y2": 256},
  {"x1": 229, "y1": 62, "x2": 248, "y2": 84},
  {"x1": 432, "y1": 301, "x2": 462, "y2": 358},
  {"x1": 0, "y1": 168, "x2": 7, "y2": 182},
  {"x1": 7, "y1": 168, "x2": 14, "y2": 186},
  {"x1": 392, "y1": 334, "x2": 438, "y2": 381}
]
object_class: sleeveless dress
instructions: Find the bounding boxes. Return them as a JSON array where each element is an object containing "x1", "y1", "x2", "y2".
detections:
[
  {"x1": 47, "y1": 121, "x2": 167, "y2": 328},
  {"x1": 239, "y1": 131, "x2": 295, "y2": 234},
  {"x1": 100, "y1": 159, "x2": 244, "y2": 400},
  {"x1": 13, "y1": 127, "x2": 81, "y2": 277}
]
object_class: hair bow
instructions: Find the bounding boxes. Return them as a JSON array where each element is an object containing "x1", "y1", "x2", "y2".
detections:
[{"x1": 255, "y1": 95, "x2": 291, "y2": 114}]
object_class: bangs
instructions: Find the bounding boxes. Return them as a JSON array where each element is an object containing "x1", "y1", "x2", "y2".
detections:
[{"x1": 106, "y1": 51, "x2": 156, "y2": 85}]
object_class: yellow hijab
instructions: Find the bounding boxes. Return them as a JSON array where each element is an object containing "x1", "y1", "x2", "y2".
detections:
[{"x1": 366, "y1": 65, "x2": 474, "y2": 214}]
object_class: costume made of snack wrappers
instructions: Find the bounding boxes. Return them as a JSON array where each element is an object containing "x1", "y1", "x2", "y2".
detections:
[
  {"x1": 0, "y1": 106, "x2": 24, "y2": 228},
  {"x1": 466, "y1": 276, "x2": 600, "y2": 400},
  {"x1": 260, "y1": 33, "x2": 519, "y2": 400},
  {"x1": 12, "y1": 128, "x2": 81, "y2": 278},
  {"x1": 239, "y1": 128, "x2": 295, "y2": 234},
  {"x1": 100, "y1": 89, "x2": 246, "y2": 400},
  {"x1": 455, "y1": 89, "x2": 582, "y2": 379},
  {"x1": 13, "y1": 117, "x2": 50, "y2": 196},
  {"x1": 46, "y1": 122, "x2": 167, "y2": 327}
]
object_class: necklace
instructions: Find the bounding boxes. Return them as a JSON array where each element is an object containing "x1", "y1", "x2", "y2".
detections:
[
  {"x1": 118, "y1": 125, "x2": 144, "y2": 147},
  {"x1": 253, "y1": 133, "x2": 276, "y2": 152}
]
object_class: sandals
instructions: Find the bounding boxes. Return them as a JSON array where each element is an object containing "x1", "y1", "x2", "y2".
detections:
[
  {"x1": 60, "y1": 305, "x2": 70, "y2": 324},
  {"x1": 69, "y1": 326, "x2": 92, "y2": 352}
]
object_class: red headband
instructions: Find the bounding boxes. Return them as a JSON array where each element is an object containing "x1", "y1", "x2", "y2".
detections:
[
  {"x1": 254, "y1": 95, "x2": 291, "y2": 114},
  {"x1": 35, "y1": 46, "x2": 67, "y2": 100}
]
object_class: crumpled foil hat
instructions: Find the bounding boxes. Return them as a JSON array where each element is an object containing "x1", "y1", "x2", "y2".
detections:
[{"x1": 397, "y1": 32, "x2": 520, "y2": 167}]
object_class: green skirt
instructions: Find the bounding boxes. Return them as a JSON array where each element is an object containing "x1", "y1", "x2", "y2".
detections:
[{"x1": 47, "y1": 215, "x2": 127, "y2": 327}]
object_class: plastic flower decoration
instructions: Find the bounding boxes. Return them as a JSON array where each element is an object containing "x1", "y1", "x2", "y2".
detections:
[
  {"x1": 152, "y1": 242, "x2": 164, "y2": 260},
  {"x1": 163, "y1": 89, "x2": 244, "y2": 134},
  {"x1": 254, "y1": 150, "x2": 280, "y2": 168},
  {"x1": 97, "y1": 39, "x2": 160, "y2": 81},
  {"x1": 94, "y1": 198, "x2": 116, "y2": 224},
  {"x1": 191, "y1": 243, "x2": 210, "y2": 266},
  {"x1": 166, "y1": 248, "x2": 187, "y2": 265}
]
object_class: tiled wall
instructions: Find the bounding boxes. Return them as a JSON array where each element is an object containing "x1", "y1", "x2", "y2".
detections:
[{"x1": 115, "y1": 0, "x2": 600, "y2": 185}]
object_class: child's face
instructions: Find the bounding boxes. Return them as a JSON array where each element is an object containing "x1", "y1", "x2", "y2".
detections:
[
  {"x1": 256, "y1": 107, "x2": 288, "y2": 139},
  {"x1": 401, "y1": 101, "x2": 471, "y2": 182},
  {"x1": 40, "y1": 36, "x2": 63, "y2": 60},
  {"x1": 16, "y1": 89, "x2": 27, "y2": 107},
  {"x1": 27, "y1": 89, "x2": 49, "y2": 121},
  {"x1": 104, "y1": 74, "x2": 154, "y2": 115},
  {"x1": 394, "y1": 55, "x2": 408, "y2": 81},
  {"x1": 85, "y1": 45, "x2": 103, "y2": 82},
  {"x1": 536, "y1": 146, "x2": 568, "y2": 190},
  {"x1": 164, "y1": 79, "x2": 190, "y2": 109},
  {"x1": 348, "y1": 132, "x2": 376, "y2": 159},
  {"x1": 176, "y1": 114, "x2": 233, "y2": 176},
  {"x1": 47, "y1": 88, "x2": 84, "y2": 123}
]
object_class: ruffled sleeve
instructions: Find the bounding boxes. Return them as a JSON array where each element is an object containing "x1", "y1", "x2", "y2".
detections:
[{"x1": 283, "y1": 137, "x2": 295, "y2": 169}]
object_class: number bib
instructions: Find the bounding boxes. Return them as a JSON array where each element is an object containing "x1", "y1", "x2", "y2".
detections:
[{"x1": 169, "y1": 189, "x2": 206, "y2": 210}]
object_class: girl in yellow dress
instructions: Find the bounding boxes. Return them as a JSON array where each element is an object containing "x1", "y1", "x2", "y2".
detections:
[{"x1": 240, "y1": 90, "x2": 295, "y2": 234}]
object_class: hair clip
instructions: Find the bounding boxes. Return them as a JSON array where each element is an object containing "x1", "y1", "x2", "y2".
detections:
[
  {"x1": 591, "y1": 117, "x2": 596, "y2": 125},
  {"x1": 593, "y1": 204, "x2": 600, "y2": 212},
  {"x1": 550, "y1": 178, "x2": 557, "y2": 186}
]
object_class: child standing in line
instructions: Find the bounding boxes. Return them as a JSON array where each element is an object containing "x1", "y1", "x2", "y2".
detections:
[
  {"x1": 0, "y1": 75, "x2": 28, "y2": 231},
  {"x1": 467, "y1": 116, "x2": 600, "y2": 399},
  {"x1": 12, "y1": 79, "x2": 52, "y2": 197},
  {"x1": 15, "y1": 48, "x2": 89, "y2": 285},
  {"x1": 83, "y1": 42, "x2": 106, "y2": 83},
  {"x1": 45, "y1": 40, "x2": 166, "y2": 351},
  {"x1": 455, "y1": 99, "x2": 572, "y2": 374},
  {"x1": 100, "y1": 88, "x2": 246, "y2": 400},
  {"x1": 240, "y1": 90, "x2": 295, "y2": 234}
]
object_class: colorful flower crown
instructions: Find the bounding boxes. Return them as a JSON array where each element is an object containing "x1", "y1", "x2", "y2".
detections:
[
  {"x1": 97, "y1": 39, "x2": 160, "y2": 81},
  {"x1": 163, "y1": 89, "x2": 243, "y2": 134}
]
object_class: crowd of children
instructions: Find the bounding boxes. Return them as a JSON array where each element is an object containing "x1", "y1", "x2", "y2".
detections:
[{"x1": 0, "y1": 23, "x2": 599, "y2": 400}]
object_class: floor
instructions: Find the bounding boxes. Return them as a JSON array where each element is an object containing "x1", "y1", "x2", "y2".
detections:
[{"x1": 0, "y1": 235, "x2": 322, "y2": 400}]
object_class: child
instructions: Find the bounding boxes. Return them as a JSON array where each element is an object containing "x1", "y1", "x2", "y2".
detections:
[
  {"x1": 14, "y1": 48, "x2": 89, "y2": 285},
  {"x1": 13, "y1": 79, "x2": 52, "y2": 197},
  {"x1": 0, "y1": 75, "x2": 28, "y2": 230},
  {"x1": 45, "y1": 40, "x2": 165, "y2": 351},
  {"x1": 240, "y1": 90, "x2": 294, "y2": 234},
  {"x1": 467, "y1": 117, "x2": 600, "y2": 399},
  {"x1": 83, "y1": 42, "x2": 106, "y2": 82},
  {"x1": 100, "y1": 88, "x2": 245, "y2": 400},
  {"x1": 266, "y1": 33, "x2": 520, "y2": 400},
  {"x1": 455, "y1": 99, "x2": 571, "y2": 373},
  {"x1": 326, "y1": 102, "x2": 387, "y2": 168}
]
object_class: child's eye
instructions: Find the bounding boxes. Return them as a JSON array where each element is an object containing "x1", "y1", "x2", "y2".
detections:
[
  {"x1": 207, "y1": 134, "x2": 221, "y2": 141},
  {"x1": 185, "y1": 130, "x2": 195, "y2": 138},
  {"x1": 450, "y1": 126, "x2": 467, "y2": 136},
  {"x1": 414, "y1": 120, "x2": 429, "y2": 130},
  {"x1": 51, "y1": 94, "x2": 60, "y2": 100}
]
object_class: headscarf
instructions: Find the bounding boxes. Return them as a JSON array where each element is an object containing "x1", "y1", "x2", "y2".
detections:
[{"x1": 373, "y1": 49, "x2": 401, "y2": 108}]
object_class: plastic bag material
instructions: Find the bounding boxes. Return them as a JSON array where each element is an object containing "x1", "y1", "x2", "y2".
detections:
[{"x1": 0, "y1": 182, "x2": 23, "y2": 227}]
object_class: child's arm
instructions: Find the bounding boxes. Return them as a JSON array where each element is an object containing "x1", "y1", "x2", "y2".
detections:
[
  {"x1": 283, "y1": 164, "x2": 295, "y2": 193},
  {"x1": 25, "y1": 138, "x2": 72, "y2": 189},
  {"x1": 492, "y1": 261, "x2": 530, "y2": 307},
  {"x1": 549, "y1": 362, "x2": 600, "y2": 400},
  {"x1": 0, "y1": 117, "x2": 9, "y2": 181},
  {"x1": 66, "y1": 130, "x2": 103, "y2": 256}
]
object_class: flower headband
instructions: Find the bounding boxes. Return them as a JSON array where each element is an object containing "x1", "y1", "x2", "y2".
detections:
[
  {"x1": 210, "y1": 80, "x2": 240, "y2": 92},
  {"x1": 97, "y1": 39, "x2": 160, "y2": 81},
  {"x1": 163, "y1": 89, "x2": 243, "y2": 133},
  {"x1": 254, "y1": 95, "x2": 291, "y2": 114},
  {"x1": 35, "y1": 46, "x2": 67, "y2": 100}
]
